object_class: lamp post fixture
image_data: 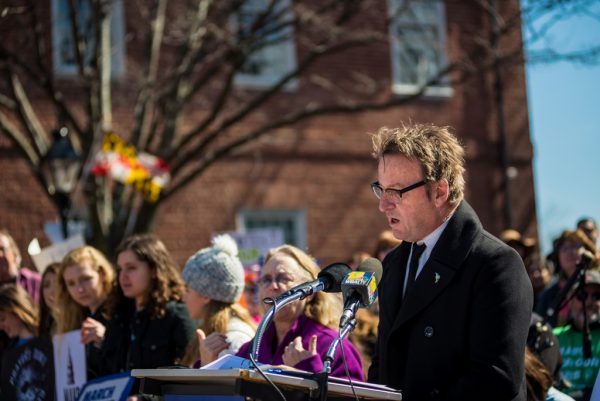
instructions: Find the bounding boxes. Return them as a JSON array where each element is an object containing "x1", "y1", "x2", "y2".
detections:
[{"x1": 40, "y1": 127, "x2": 82, "y2": 240}]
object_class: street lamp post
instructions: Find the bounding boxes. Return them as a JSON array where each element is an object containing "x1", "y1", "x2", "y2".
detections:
[{"x1": 40, "y1": 127, "x2": 82, "y2": 240}]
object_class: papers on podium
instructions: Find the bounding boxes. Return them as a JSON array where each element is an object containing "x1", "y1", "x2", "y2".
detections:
[{"x1": 200, "y1": 355, "x2": 254, "y2": 370}]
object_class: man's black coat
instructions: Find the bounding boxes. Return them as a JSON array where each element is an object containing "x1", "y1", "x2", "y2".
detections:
[{"x1": 368, "y1": 201, "x2": 533, "y2": 401}]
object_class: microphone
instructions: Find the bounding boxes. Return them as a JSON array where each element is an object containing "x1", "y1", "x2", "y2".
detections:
[
  {"x1": 339, "y1": 258, "x2": 383, "y2": 328},
  {"x1": 274, "y1": 262, "x2": 351, "y2": 303}
]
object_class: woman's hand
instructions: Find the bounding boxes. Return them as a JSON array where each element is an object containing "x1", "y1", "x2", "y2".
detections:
[
  {"x1": 197, "y1": 329, "x2": 230, "y2": 366},
  {"x1": 282, "y1": 335, "x2": 317, "y2": 367},
  {"x1": 80, "y1": 317, "x2": 106, "y2": 346}
]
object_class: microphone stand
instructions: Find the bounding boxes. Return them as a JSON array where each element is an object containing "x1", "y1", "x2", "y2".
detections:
[
  {"x1": 577, "y1": 271, "x2": 593, "y2": 359},
  {"x1": 250, "y1": 291, "x2": 306, "y2": 361},
  {"x1": 545, "y1": 254, "x2": 593, "y2": 325},
  {"x1": 319, "y1": 318, "x2": 358, "y2": 401}
]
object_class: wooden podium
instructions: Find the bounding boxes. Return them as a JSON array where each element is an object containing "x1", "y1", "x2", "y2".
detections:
[{"x1": 132, "y1": 368, "x2": 402, "y2": 401}]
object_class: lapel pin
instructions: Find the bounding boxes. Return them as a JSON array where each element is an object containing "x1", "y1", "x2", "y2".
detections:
[{"x1": 434, "y1": 272, "x2": 441, "y2": 283}]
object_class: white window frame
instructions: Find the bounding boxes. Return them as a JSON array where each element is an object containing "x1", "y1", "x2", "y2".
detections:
[
  {"x1": 52, "y1": 0, "x2": 125, "y2": 78},
  {"x1": 388, "y1": 0, "x2": 452, "y2": 97},
  {"x1": 232, "y1": 0, "x2": 298, "y2": 91},
  {"x1": 237, "y1": 209, "x2": 306, "y2": 250}
]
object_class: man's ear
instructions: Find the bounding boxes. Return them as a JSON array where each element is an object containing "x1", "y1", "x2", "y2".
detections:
[{"x1": 434, "y1": 179, "x2": 449, "y2": 207}]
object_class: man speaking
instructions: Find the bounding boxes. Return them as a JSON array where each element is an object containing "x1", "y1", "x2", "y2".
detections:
[{"x1": 367, "y1": 123, "x2": 532, "y2": 401}]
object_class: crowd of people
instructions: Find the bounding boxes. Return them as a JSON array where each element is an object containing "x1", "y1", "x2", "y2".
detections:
[
  {"x1": 0, "y1": 227, "x2": 370, "y2": 400},
  {"x1": 502, "y1": 217, "x2": 600, "y2": 401},
  {"x1": 0, "y1": 123, "x2": 599, "y2": 401}
]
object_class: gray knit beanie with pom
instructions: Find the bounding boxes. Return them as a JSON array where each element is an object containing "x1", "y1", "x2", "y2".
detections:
[{"x1": 182, "y1": 234, "x2": 245, "y2": 304}]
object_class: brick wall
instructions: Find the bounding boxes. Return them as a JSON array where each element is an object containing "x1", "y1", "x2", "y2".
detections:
[{"x1": 0, "y1": 0, "x2": 537, "y2": 269}]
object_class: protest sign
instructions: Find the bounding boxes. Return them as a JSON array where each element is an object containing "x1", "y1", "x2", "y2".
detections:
[
  {"x1": 30, "y1": 234, "x2": 85, "y2": 273},
  {"x1": 227, "y1": 228, "x2": 284, "y2": 268},
  {"x1": 53, "y1": 330, "x2": 87, "y2": 401}
]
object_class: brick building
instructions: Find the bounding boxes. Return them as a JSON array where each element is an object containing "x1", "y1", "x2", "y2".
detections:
[{"x1": 0, "y1": 0, "x2": 537, "y2": 267}]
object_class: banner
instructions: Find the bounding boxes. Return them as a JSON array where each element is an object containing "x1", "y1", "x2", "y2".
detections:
[
  {"x1": 0, "y1": 337, "x2": 55, "y2": 401},
  {"x1": 53, "y1": 330, "x2": 87, "y2": 401},
  {"x1": 76, "y1": 372, "x2": 134, "y2": 401}
]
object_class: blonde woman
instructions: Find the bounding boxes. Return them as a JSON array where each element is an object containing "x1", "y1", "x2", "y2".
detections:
[
  {"x1": 55, "y1": 246, "x2": 115, "y2": 379},
  {"x1": 181, "y1": 235, "x2": 256, "y2": 367},
  {"x1": 235, "y1": 245, "x2": 364, "y2": 380}
]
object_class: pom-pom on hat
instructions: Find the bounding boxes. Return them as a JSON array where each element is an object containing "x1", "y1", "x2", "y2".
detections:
[{"x1": 182, "y1": 234, "x2": 245, "y2": 304}]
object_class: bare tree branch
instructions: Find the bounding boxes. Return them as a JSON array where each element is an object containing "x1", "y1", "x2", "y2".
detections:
[
  {"x1": 0, "y1": 110, "x2": 40, "y2": 166},
  {"x1": 163, "y1": 60, "x2": 459, "y2": 199},
  {"x1": 130, "y1": 0, "x2": 167, "y2": 149},
  {"x1": 6, "y1": 69, "x2": 48, "y2": 156}
]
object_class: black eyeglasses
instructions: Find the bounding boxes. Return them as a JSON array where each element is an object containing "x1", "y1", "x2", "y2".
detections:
[
  {"x1": 371, "y1": 180, "x2": 427, "y2": 203},
  {"x1": 576, "y1": 290, "x2": 600, "y2": 302}
]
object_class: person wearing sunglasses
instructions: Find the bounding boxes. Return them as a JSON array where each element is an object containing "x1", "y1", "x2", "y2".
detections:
[
  {"x1": 367, "y1": 123, "x2": 533, "y2": 401},
  {"x1": 576, "y1": 218, "x2": 599, "y2": 249},
  {"x1": 553, "y1": 271, "x2": 600, "y2": 401}
]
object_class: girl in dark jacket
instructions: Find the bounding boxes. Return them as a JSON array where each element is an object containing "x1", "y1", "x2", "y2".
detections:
[{"x1": 103, "y1": 234, "x2": 195, "y2": 396}]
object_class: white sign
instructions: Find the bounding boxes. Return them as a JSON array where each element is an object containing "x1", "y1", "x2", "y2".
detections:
[
  {"x1": 54, "y1": 330, "x2": 87, "y2": 401},
  {"x1": 227, "y1": 228, "x2": 284, "y2": 267},
  {"x1": 31, "y1": 234, "x2": 85, "y2": 273},
  {"x1": 76, "y1": 372, "x2": 134, "y2": 401}
]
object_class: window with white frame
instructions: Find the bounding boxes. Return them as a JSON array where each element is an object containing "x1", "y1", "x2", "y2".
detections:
[
  {"x1": 52, "y1": 0, "x2": 125, "y2": 77},
  {"x1": 233, "y1": 0, "x2": 297, "y2": 90},
  {"x1": 388, "y1": 0, "x2": 451, "y2": 96},
  {"x1": 237, "y1": 209, "x2": 306, "y2": 250}
]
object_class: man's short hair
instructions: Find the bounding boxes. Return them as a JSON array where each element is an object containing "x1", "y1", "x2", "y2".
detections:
[{"x1": 371, "y1": 123, "x2": 466, "y2": 206}]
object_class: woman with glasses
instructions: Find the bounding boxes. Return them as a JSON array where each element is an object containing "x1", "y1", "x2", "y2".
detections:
[
  {"x1": 235, "y1": 245, "x2": 364, "y2": 380},
  {"x1": 536, "y1": 229, "x2": 598, "y2": 327},
  {"x1": 180, "y1": 235, "x2": 256, "y2": 367},
  {"x1": 55, "y1": 246, "x2": 115, "y2": 380}
]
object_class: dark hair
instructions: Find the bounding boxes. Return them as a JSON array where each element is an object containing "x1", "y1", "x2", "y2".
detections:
[
  {"x1": 39, "y1": 263, "x2": 61, "y2": 336},
  {"x1": 525, "y1": 348, "x2": 552, "y2": 401},
  {"x1": 576, "y1": 217, "x2": 597, "y2": 228},
  {"x1": 550, "y1": 229, "x2": 597, "y2": 279},
  {"x1": 108, "y1": 233, "x2": 185, "y2": 319}
]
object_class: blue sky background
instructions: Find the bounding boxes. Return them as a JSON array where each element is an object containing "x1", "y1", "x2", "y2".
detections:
[{"x1": 524, "y1": 2, "x2": 600, "y2": 254}]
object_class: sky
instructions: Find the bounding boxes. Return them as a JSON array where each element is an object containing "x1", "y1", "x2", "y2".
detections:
[{"x1": 524, "y1": 2, "x2": 600, "y2": 254}]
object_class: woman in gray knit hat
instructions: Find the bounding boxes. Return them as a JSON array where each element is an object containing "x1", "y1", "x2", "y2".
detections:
[{"x1": 182, "y1": 234, "x2": 256, "y2": 367}]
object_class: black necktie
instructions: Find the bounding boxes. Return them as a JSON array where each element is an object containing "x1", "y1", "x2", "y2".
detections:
[{"x1": 404, "y1": 242, "x2": 426, "y2": 299}]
